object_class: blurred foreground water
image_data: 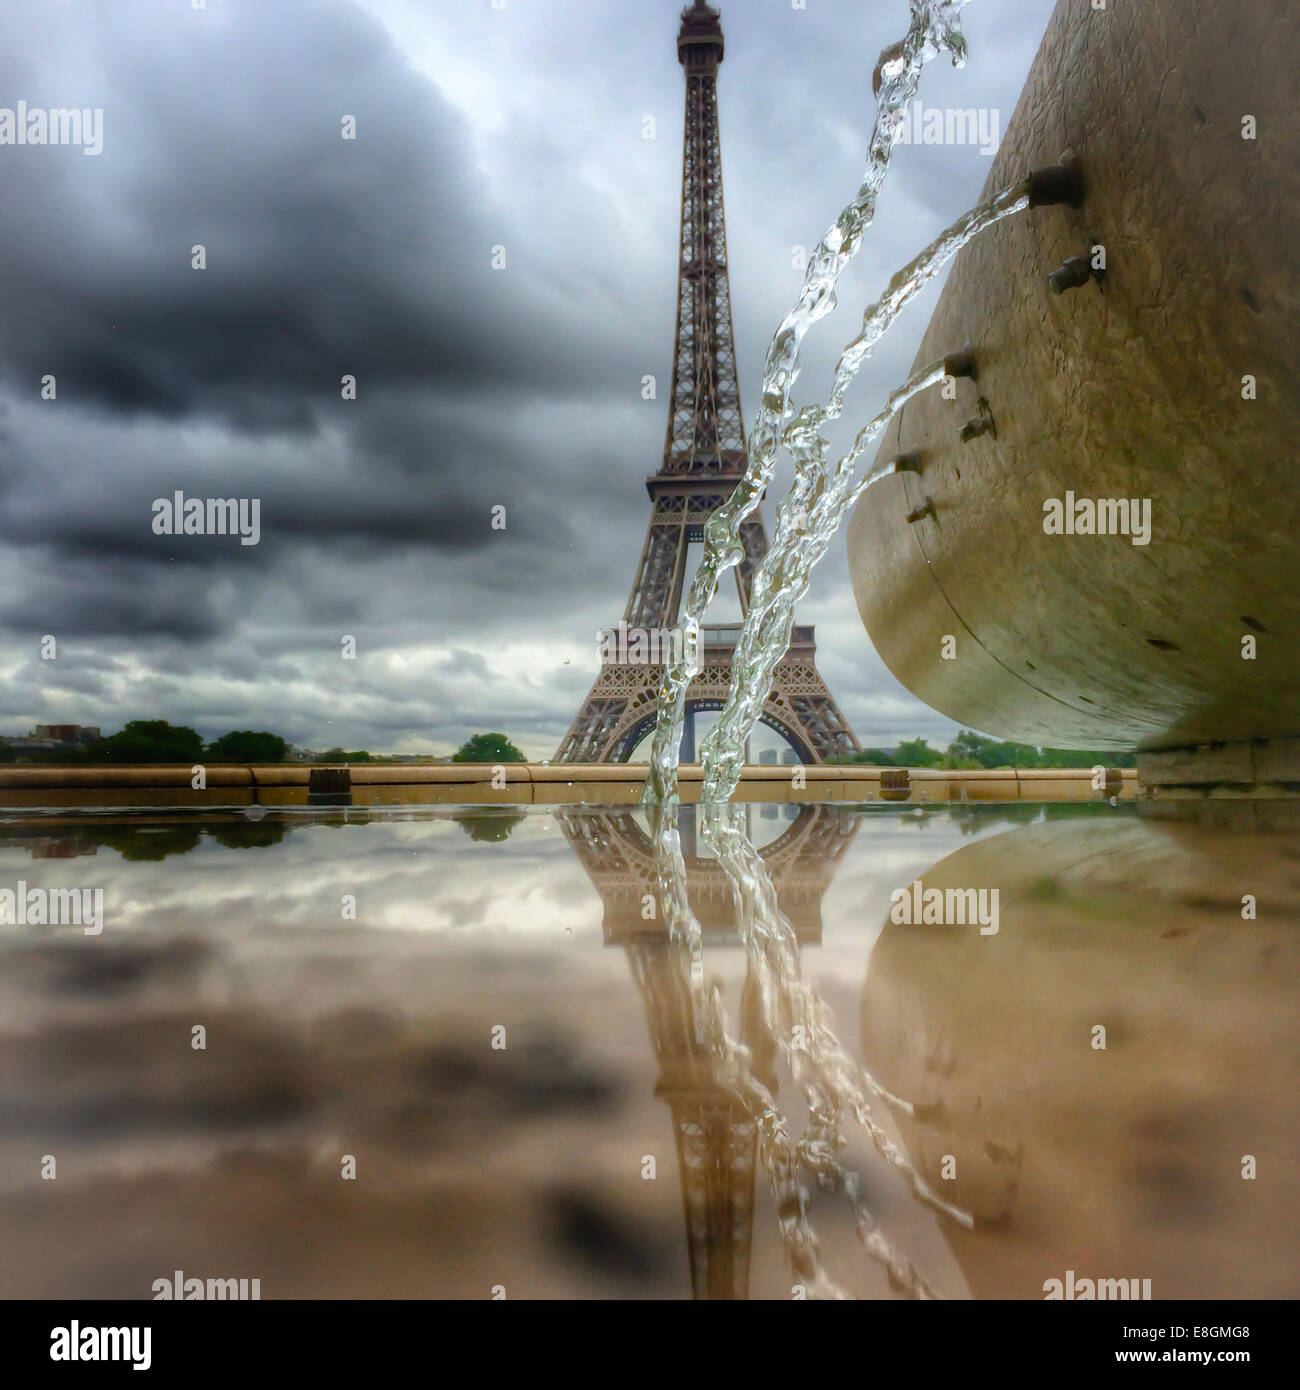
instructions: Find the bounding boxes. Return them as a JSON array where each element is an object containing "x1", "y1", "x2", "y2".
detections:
[{"x1": 0, "y1": 800, "x2": 1295, "y2": 1299}]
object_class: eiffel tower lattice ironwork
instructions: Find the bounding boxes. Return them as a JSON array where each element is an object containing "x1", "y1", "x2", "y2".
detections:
[{"x1": 556, "y1": 1, "x2": 859, "y2": 765}]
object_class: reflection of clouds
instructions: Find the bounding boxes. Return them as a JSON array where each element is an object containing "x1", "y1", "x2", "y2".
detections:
[
  {"x1": 0, "y1": 816, "x2": 607, "y2": 943},
  {"x1": 0, "y1": 807, "x2": 1031, "y2": 958}
]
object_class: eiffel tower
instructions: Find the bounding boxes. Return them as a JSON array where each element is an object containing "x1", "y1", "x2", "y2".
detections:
[{"x1": 557, "y1": 1, "x2": 858, "y2": 765}]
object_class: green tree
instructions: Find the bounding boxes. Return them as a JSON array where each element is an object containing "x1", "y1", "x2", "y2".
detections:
[
  {"x1": 452, "y1": 809, "x2": 527, "y2": 842},
  {"x1": 98, "y1": 720, "x2": 204, "y2": 764},
  {"x1": 946, "y1": 729, "x2": 1006, "y2": 767},
  {"x1": 828, "y1": 747, "x2": 897, "y2": 766},
  {"x1": 893, "y1": 737, "x2": 944, "y2": 767},
  {"x1": 208, "y1": 822, "x2": 289, "y2": 849},
  {"x1": 319, "y1": 746, "x2": 371, "y2": 762},
  {"x1": 95, "y1": 825, "x2": 203, "y2": 860},
  {"x1": 206, "y1": 730, "x2": 288, "y2": 763},
  {"x1": 452, "y1": 732, "x2": 526, "y2": 763},
  {"x1": 944, "y1": 729, "x2": 1136, "y2": 769},
  {"x1": 944, "y1": 730, "x2": 1040, "y2": 768}
]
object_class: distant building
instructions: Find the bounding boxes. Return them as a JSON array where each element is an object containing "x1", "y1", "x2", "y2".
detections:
[
  {"x1": 286, "y1": 746, "x2": 448, "y2": 764},
  {"x1": 34, "y1": 724, "x2": 100, "y2": 745},
  {"x1": 1, "y1": 724, "x2": 100, "y2": 751}
]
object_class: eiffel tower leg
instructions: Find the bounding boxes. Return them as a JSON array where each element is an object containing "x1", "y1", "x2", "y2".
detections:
[
  {"x1": 767, "y1": 655, "x2": 861, "y2": 762},
  {"x1": 556, "y1": 664, "x2": 662, "y2": 764}
]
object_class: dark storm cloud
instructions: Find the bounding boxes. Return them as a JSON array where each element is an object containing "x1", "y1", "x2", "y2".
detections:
[
  {"x1": 0, "y1": 396, "x2": 581, "y2": 575},
  {"x1": 0, "y1": 0, "x2": 646, "y2": 433},
  {"x1": 0, "y1": 0, "x2": 1056, "y2": 754}
]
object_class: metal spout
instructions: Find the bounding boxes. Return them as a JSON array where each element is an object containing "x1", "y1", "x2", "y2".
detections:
[
  {"x1": 960, "y1": 397, "x2": 997, "y2": 443},
  {"x1": 942, "y1": 345, "x2": 976, "y2": 380},
  {"x1": 1048, "y1": 256, "x2": 1094, "y2": 295},
  {"x1": 1028, "y1": 156, "x2": 1085, "y2": 209}
]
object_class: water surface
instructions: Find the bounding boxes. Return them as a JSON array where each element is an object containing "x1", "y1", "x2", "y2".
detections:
[{"x1": 0, "y1": 800, "x2": 1294, "y2": 1299}]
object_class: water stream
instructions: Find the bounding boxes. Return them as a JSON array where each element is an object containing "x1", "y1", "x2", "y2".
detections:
[
  {"x1": 643, "y1": 0, "x2": 1029, "y2": 804},
  {"x1": 649, "y1": 798, "x2": 972, "y2": 1297},
  {"x1": 634, "y1": 0, "x2": 1027, "y2": 1296}
]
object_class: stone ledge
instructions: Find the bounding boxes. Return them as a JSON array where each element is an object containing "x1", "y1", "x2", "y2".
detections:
[
  {"x1": 1139, "y1": 738, "x2": 1300, "y2": 788},
  {"x1": 0, "y1": 762, "x2": 1136, "y2": 790}
]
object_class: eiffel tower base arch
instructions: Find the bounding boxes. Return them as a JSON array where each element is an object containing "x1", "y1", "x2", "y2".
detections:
[{"x1": 557, "y1": 642, "x2": 856, "y2": 766}]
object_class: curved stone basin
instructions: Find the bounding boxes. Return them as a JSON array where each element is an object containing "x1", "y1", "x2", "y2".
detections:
[{"x1": 847, "y1": 0, "x2": 1299, "y2": 753}]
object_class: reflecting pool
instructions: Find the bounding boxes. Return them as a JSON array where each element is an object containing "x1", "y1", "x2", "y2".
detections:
[{"x1": 0, "y1": 800, "x2": 1295, "y2": 1299}]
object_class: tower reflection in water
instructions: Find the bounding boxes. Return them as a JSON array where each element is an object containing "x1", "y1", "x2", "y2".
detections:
[{"x1": 560, "y1": 802, "x2": 962, "y2": 1300}]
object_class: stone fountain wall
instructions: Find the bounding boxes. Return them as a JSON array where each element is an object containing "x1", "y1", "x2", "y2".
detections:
[{"x1": 846, "y1": 0, "x2": 1298, "y2": 770}]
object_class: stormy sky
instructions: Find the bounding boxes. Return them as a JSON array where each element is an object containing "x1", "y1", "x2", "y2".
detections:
[{"x1": 0, "y1": 0, "x2": 1055, "y2": 758}]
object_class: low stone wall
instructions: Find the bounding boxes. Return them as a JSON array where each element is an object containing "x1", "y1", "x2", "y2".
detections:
[
  {"x1": 0, "y1": 763, "x2": 1137, "y2": 807},
  {"x1": 1139, "y1": 736, "x2": 1300, "y2": 792}
]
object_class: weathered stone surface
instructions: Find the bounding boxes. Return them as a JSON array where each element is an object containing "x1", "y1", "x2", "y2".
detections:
[
  {"x1": 847, "y1": 0, "x2": 1299, "y2": 751},
  {"x1": 1139, "y1": 735, "x2": 1300, "y2": 787},
  {"x1": 1252, "y1": 735, "x2": 1300, "y2": 783},
  {"x1": 1140, "y1": 741, "x2": 1254, "y2": 785}
]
